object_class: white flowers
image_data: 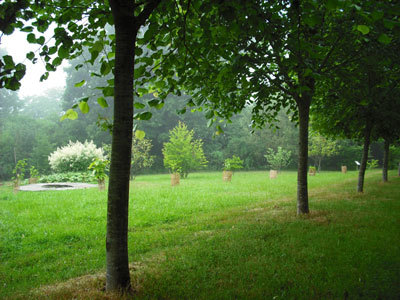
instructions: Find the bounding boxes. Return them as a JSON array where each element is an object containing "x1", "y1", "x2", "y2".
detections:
[{"x1": 48, "y1": 140, "x2": 105, "y2": 173}]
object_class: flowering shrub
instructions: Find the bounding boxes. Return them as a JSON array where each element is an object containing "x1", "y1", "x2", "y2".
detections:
[{"x1": 48, "y1": 140, "x2": 105, "y2": 173}]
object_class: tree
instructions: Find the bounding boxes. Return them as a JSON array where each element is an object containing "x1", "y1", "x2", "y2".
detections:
[
  {"x1": 130, "y1": 132, "x2": 154, "y2": 179},
  {"x1": 373, "y1": 86, "x2": 400, "y2": 182},
  {"x1": 2, "y1": 0, "x2": 234, "y2": 290},
  {"x1": 163, "y1": 122, "x2": 207, "y2": 178},
  {"x1": 264, "y1": 147, "x2": 292, "y2": 172},
  {"x1": 308, "y1": 132, "x2": 339, "y2": 172},
  {"x1": 311, "y1": 7, "x2": 400, "y2": 191},
  {"x1": 168, "y1": 0, "x2": 368, "y2": 214},
  {"x1": 223, "y1": 155, "x2": 244, "y2": 173},
  {"x1": 1, "y1": 0, "x2": 170, "y2": 292}
]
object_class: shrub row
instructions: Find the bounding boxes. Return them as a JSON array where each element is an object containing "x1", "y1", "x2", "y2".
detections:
[{"x1": 38, "y1": 172, "x2": 97, "y2": 183}]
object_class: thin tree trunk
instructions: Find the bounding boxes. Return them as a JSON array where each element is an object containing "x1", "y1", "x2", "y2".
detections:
[
  {"x1": 357, "y1": 124, "x2": 372, "y2": 193},
  {"x1": 106, "y1": 2, "x2": 137, "y2": 292},
  {"x1": 382, "y1": 139, "x2": 389, "y2": 182},
  {"x1": 317, "y1": 157, "x2": 322, "y2": 173},
  {"x1": 297, "y1": 100, "x2": 310, "y2": 214},
  {"x1": 13, "y1": 147, "x2": 17, "y2": 165}
]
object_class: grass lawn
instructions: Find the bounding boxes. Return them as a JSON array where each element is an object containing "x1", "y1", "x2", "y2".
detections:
[{"x1": 0, "y1": 170, "x2": 399, "y2": 299}]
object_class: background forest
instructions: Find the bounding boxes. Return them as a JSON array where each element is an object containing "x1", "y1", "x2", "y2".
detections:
[{"x1": 1, "y1": 50, "x2": 398, "y2": 180}]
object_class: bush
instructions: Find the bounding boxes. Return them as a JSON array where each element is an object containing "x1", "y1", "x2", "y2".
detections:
[
  {"x1": 48, "y1": 140, "x2": 105, "y2": 173},
  {"x1": 38, "y1": 172, "x2": 97, "y2": 183}
]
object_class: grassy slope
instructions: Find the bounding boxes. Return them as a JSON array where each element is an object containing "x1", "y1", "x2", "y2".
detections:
[{"x1": 0, "y1": 170, "x2": 399, "y2": 299}]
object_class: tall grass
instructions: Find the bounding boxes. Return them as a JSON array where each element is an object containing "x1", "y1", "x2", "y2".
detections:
[{"x1": 0, "y1": 170, "x2": 399, "y2": 299}]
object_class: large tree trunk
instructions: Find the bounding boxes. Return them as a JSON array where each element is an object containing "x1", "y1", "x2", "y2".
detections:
[
  {"x1": 357, "y1": 124, "x2": 372, "y2": 193},
  {"x1": 297, "y1": 99, "x2": 311, "y2": 214},
  {"x1": 106, "y1": 2, "x2": 137, "y2": 292},
  {"x1": 382, "y1": 139, "x2": 389, "y2": 182}
]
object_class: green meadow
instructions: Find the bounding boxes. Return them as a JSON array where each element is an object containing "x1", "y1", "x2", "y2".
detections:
[{"x1": 1, "y1": 170, "x2": 399, "y2": 299}]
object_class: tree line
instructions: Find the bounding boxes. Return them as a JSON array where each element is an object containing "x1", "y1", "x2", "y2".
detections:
[{"x1": 2, "y1": 73, "x2": 396, "y2": 181}]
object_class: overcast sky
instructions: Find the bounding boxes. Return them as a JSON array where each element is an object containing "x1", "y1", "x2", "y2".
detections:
[{"x1": 1, "y1": 29, "x2": 67, "y2": 99}]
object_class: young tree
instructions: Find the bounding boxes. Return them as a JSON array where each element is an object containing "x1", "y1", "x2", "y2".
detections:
[
  {"x1": 264, "y1": 147, "x2": 292, "y2": 172},
  {"x1": 131, "y1": 133, "x2": 154, "y2": 179},
  {"x1": 163, "y1": 122, "x2": 207, "y2": 178},
  {"x1": 223, "y1": 155, "x2": 244, "y2": 173},
  {"x1": 308, "y1": 132, "x2": 339, "y2": 172}
]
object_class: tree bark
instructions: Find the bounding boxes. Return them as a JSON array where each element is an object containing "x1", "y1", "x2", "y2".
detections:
[
  {"x1": 317, "y1": 157, "x2": 322, "y2": 173},
  {"x1": 382, "y1": 139, "x2": 389, "y2": 182},
  {"x1": 297, "y1": 99, "x2": 310, "y2": 214},
  {"x1": 106, "y1": 1, "x2": 137, "y2": 292},
  {"x1": 357, "y1": 124, "x2": 372, "y2": 193}
]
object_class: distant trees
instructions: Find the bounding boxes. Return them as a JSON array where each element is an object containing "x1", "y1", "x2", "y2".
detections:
[{"x1": 163, "y1": 122, "x2": 207, "y2": 178}]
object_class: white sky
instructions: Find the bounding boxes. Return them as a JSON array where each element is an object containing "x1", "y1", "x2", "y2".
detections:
[{"x1": 1, "y1": 29, "x2": 67, "y2": 99}]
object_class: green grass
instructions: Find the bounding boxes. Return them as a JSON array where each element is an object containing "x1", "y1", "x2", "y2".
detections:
[{"x1": 0, "y1": 170, "x2": 399, "y2": 299}]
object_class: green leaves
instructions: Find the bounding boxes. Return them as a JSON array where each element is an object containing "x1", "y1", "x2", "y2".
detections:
[
  {"x1": 78, "y1": 101, "x2": 90, "y2": 114},
  {"x1": 74, "y1": 80, "x2": 86, "y2": 87},
  {"x1": 97, "y1": 97, "x2": 108, "y2": 108},
  {"x1": 356, "y1": 25, "x2": 370, "y2": 35},
  {"x1": 135, "y1": 130, "x2": 146, "y2": 140},
  {"x1": 303, "y1": 15, "x2": 321, "y2": 28},
  {"x1": 100, "y1": 61, "x2": 112, "y2": 75},
  {"x1": 326, "y1": 0, "x2": 339, "y2": 10},
  {"x1": 148, "y1": 99, "x2": 160, "y2": 107},
  {"x1": 134, "y1": 102, "x2": 146, "y2": 109},
  {"x1": 0, "y1": 55, "x2": 26, "y2": 90},
  {"x1": 3, "y1": 55, "x2": 15, "y2": 70},
  {"x1": 134, "y1": 112, "x2": 152, "y2": 120},
  {"x1": 20, "y1": 26, "x2": 34, "y2": 32},
  {"x1": 26, "y1": 33, "x2": 45, "y2": 44},
  {"x1": 27, "y1": 33, "x2": 36, "y2": 43},
  {"x1": 102, "y1": 86, "x2": 114, "y2": 97},
  {"x1": 134, "y1": 65, "x2": 146, "y2": 80},
  {"x1": 58, "y1": 46, "x2": 69, "y2": 59},
  {"x1": 61, "y1": 109, "x2": 78, "y2": 121},
  {"x1": 26, "y1": 52, "x2": 35, "y2": 60},
  {"x1": 378, "y1": 34, "x2": 391, "y2": 45}
]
